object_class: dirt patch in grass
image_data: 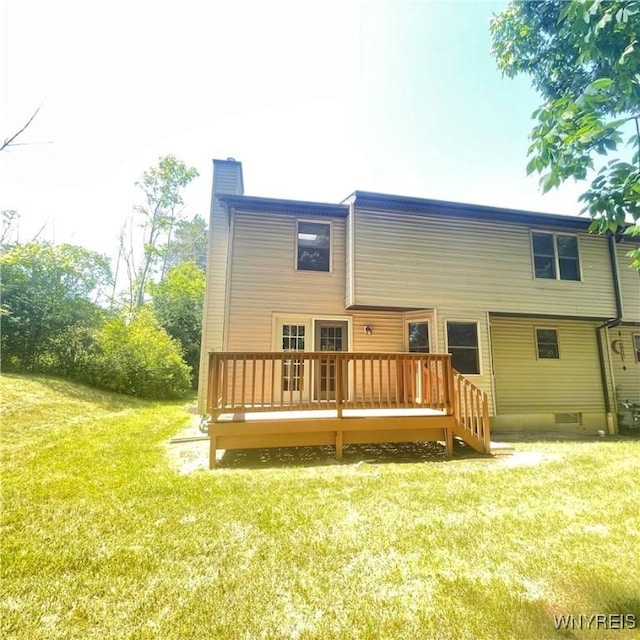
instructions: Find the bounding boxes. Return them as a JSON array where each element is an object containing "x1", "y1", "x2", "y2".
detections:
[{"x1": 165, "y1": 417, "x2": 210, "y2": 475}]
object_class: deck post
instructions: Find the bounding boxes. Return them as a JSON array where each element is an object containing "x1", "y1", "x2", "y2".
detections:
[
  {"x1": 445, "y1": 424, "x2": 453, "y2": 458},
  {"x1": 336, "y1": 355, "x2": 344, "y2": 419},
  {"x1": 209, "y1": 354, "x2": 219, "y2": 421},
  {"x1": 208, "y1": 425, "x2": 217, "y2": 470},
  {"x1": 483, "y1": 397, "x2": 491, "y2": 454},
  {"x1": 335, "y1": 429, "x2": 343, "y2": 462}
]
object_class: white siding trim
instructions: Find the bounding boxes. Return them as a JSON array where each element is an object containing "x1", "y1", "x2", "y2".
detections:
[
  {"x1": 633, "y1": 333, "x2": 640, "y2": 364},
  {"x1": 347, "y1": 202, "x2": 355, "y2": 308},
  {"x1": 222, "y1": 209, "x2": 236, "y2": 350},
  {"x1": 487, "y1": 311, "x2": 498, "y2": 413},
  {"x1": 402, "y1": 313, "x2": 434, "y2": 353}
]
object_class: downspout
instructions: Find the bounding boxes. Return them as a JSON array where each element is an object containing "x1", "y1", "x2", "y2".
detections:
[{"x1": 596, "y1": 234, "x2": 623, "y2": 427}]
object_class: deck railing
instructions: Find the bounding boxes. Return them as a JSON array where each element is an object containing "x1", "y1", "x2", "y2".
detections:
[
  {"x1": 207, "y1": 352, "x2": 455, "y2": 419},
  {"x1": 452, "y1": 370, "x2": 491, "y2": 454}
]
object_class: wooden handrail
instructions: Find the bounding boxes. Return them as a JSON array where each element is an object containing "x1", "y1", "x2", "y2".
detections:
[
  {"x1": 207, "y1": 352, "x2": 455, "y2": 418},
  {"x1": 451, "y1": 370, "x2": 491, "y2": 454}
]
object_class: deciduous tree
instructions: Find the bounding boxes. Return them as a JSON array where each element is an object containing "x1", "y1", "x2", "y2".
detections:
[
  {"x1": 119, "y1": 156, "x2": 199, "y2": 309},
  {"x1": 150, "y1": 261, "x2": 205, "y2": 388},
  {"x1": 491, "y1": 0, "x2": 640, "y2": 267},
  {"x1": 162, "y1": 214, "x2": 208, "y2": 273},
  {"x1": 0, "y1": 242, "x2": 111, "y2": 371}
]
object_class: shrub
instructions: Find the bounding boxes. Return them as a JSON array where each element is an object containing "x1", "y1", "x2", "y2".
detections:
[{"x1": 89, "y1": 307, "x2": 191, "y2": 399}]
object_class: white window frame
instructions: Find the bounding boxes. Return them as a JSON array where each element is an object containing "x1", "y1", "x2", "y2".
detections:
[
  {"x1": 404, "y1": 318, "x2": 433, "y2": 353},
  {"x1": 278, "y1": 320, "x2": 308, "y2": 393},
  {"x1": 534, "y1": 327, "x2": 560, "y2": 360},
  {"x1": 633, "y1": 333, "x2": 640, "y2": 364},
  {"x1": 272, "y1": 314, "x2": 353, "y2": 401},
  {"x1": 295, "y1": 219, "x2": 333, "y2": 274},
  {"x1": 530, "y1": 231, "x2": 582, "y2": 282},
  {"x1": 445, "y1": 320, "x2": 482, "y2": 376}
]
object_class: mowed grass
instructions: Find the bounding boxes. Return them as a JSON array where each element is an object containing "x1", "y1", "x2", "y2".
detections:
[{"x1": 1, "y1": 373, "x2": 639, "y2": 640}]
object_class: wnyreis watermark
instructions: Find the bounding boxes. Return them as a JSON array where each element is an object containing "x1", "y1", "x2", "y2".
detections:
[{"x1": 553, "y1": 614, "x2": 636, "y2": 630}]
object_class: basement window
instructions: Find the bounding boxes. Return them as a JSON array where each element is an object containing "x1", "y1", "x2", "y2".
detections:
[
  {"x1": 297, "y1": 221, "x2": 330, "y2": 272},
  {"x1": 536, "y1": 328, "x2": 559, "y2": 359},
  {"x1": 532, "y1": 232, "x2": 581, "y2": 281}
]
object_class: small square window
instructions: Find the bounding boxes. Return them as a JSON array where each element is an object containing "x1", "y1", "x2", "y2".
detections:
[
  {"x1": 297, "y1": 222, "x2": 330, "y2": 272},
  {"x1": 536, "y1": 328, "x2": 559, "y2": 359}
]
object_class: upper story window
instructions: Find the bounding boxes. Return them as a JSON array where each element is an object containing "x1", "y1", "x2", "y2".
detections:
[
  {"x1": 297, "y1": 221, "x2": 330, "y2": 272},
  {"x1": 446, "y1": 321, "x2": 480, "y2": 374},
  {"x1": 532, "y1": 232, "x2": 581, "y2": 281}
]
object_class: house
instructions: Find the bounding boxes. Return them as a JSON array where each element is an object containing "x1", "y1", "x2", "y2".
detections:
[{"x1": 198, "y1": 158, "x2": 640, "y2": 466}]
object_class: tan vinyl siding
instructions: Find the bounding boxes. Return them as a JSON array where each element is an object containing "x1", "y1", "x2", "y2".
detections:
[
  {"x1": 349, "y1": 311, "x2": 403, "y2": 404},
  {"x1": 351, "y1": 310, "x2": 405, "y2": 352},
  {"x1": 491, "y1": 317, "x2": 605, "y2": 413},
  {"x1": 351, "y1": 208, "x2": 616, "y2": 317},
  {"x1": 608, "y1": 325, "x2": 640, "y2": 404},
  {"x1": 616, "y1": 243, "x2": 640, "y2": 321},
  {"x1": 226, "y1": 211, "x2": 347, "y2": 350}
]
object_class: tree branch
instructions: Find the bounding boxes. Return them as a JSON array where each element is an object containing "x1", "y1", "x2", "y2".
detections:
[{"x1": 1, "y1": 107, "x2": 41, "y2": 152}]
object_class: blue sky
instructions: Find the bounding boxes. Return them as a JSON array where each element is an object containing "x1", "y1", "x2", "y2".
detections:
[{"x1": 1, "y1": 0, "x2": 588, "y2": 258}]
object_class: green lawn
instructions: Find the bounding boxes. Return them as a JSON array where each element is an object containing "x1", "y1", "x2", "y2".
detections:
[{"x1": 1, "y1": 373, "x2": 639, "y2": 639}]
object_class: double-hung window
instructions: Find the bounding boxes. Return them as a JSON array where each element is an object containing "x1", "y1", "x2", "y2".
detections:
[
  {"x1": 446, "y1": 322, "x2": 480, "y2": 374},
  {"x1": 532, "y1": 232, "x2": 581, "y2": 281},
  {"x1": 536, "y1": 328, "x2": 559, "y2": 359}
]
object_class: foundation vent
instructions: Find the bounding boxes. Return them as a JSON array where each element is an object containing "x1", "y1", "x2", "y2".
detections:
[{"x1": 554, "y1": 412, "x2": 581, "y2": 425}]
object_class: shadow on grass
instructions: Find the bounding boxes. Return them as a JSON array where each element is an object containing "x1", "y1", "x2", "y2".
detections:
[{"x1": 218, "y1": 439, "x2": 487, "y2": 470}]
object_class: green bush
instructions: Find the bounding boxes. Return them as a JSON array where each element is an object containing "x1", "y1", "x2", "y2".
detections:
[
  {"x1": 150, "y1": 261, "x2": 204, "y2": 389},
  {"x1": 89, "y1": 307, "x2": 191, "y2": 399}
]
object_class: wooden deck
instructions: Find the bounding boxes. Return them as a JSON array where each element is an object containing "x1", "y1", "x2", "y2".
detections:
[{"x1": 206, "y1": 352, "x2": 490, "y2": 468}]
